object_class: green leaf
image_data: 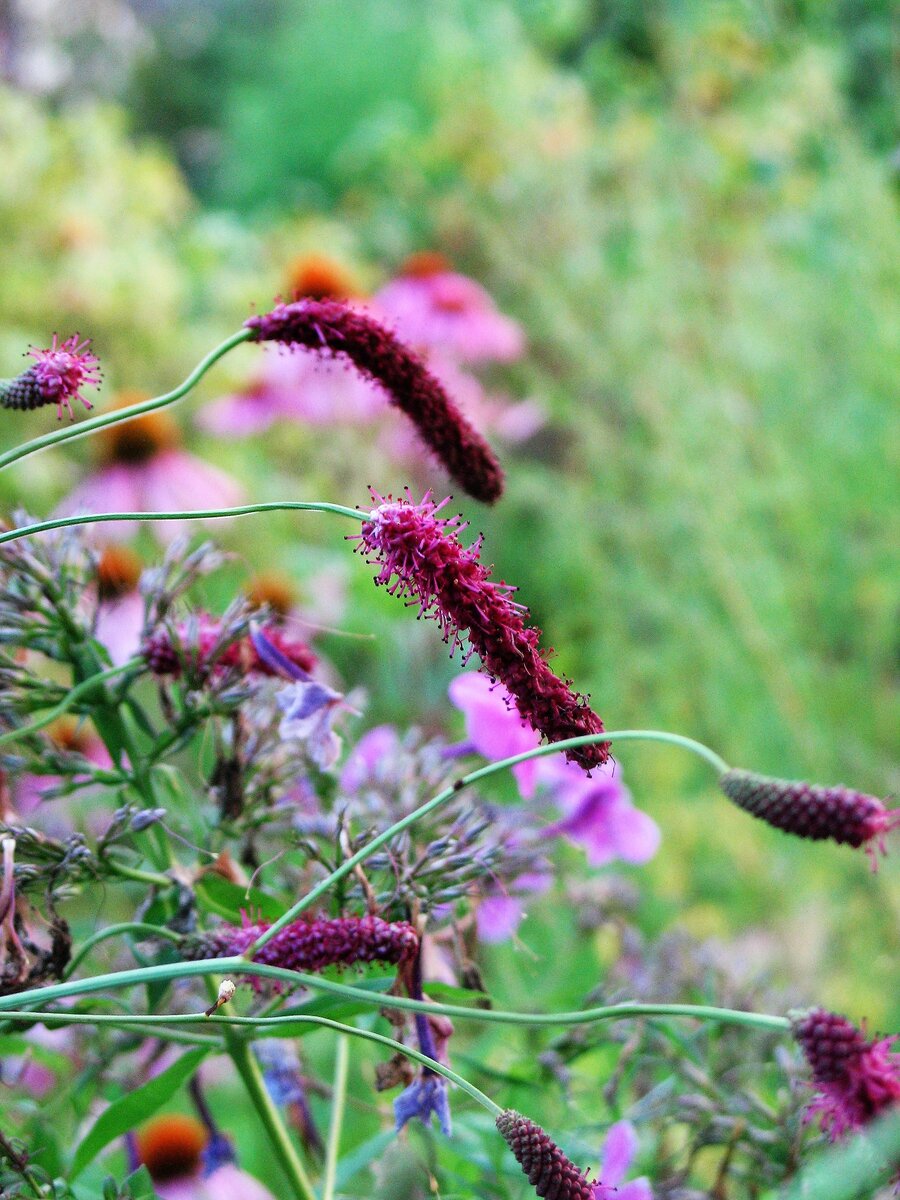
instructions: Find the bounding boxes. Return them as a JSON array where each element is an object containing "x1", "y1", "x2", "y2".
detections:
[
  {"x1": 70, "y1": 1046, "x2": 208, "y2": 1179},
  {"x1": 195, "y1": 872, "x2": 284, "y2": 923}
]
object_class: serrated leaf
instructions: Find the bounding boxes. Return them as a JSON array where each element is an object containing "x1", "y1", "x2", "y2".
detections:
[
  {"x1": 70, "y1": 1046, "x2": 208, "y2": 1178},
  {"x1": 195, "y1": 872, "x2": 284, "y2": 923}
]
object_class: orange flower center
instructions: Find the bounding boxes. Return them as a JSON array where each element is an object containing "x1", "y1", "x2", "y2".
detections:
[
  {"x1": 399, "y1": 250, "x2": 452, "y2": 278},
  {"x1": 98, "y1": 393, "x2": 181, "y2": 465},
  {"x1": 136, "y1": 1114, "x2": 207, "y2": 1183},
  {"x1": 96, "y1": 544, "x2": 143, "y2": 600},
  {"x1": 244, "y1": 571, "x2": 297, "y2": 617},
  {"x1": 287, "y1": 253, "x2": 358, "y2": 301},
  {"x1": 46, "y1": 716, "x2": 94, "y2": 753}
]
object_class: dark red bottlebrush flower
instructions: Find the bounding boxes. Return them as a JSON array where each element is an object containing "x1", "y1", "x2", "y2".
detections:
[
  {"x1": 791, "y1": 1008, "x2": 900, "y2": 1140},
  {"x1": 244, "y1": 300, "x2": 504, "y2": 503},
  {"x1": 496, "y1": 1110, "x2": 598, "y2": 1200},
  {"x1": 352, "y1": 490, "x2": 609, "y2": 770},
  {"x1": 142, "y1": 617, "x2": 315, "y2": 680},
  {"x1": 719, "y1": 769, "x2": 898, "y2": 864},
  {"x1": 183, "y1": 914, "x2": 419, "y2": 984},
  {"x1": 0, "y1": 335, "x2": 100, "y2": 419}
]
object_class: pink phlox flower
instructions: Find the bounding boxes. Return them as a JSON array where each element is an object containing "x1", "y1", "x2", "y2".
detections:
[
  {"x1": 95, "y1": 589, "x2": 144, "y2": 667},
  {"x1": 57, "y1": 450, "x2": 244, "y2": 545},
  {"x1": 277, "y1": 679, "x2": 346, "y2": 769},
  {"x1": 476, "y1": 869, "x2": 553, "y2": 944},
  {"x1": 373, "y1": 269, "x2": 525, "y2": 364},
  {"x1": 593, "y1": 1121, "x2": 653, "y2": 1200},
  {"x1": 448, "y1": 671, "x2": 541, "y2": 797},
  {"x1": 339, "y1": 724, "x2": 402, "y2": 792},
  {"x1": 540, "y1": 758, "x2": 661, "y2": 868},
  {"x1": 27, "y1": 334, "x2": 101, "y2": 419}
]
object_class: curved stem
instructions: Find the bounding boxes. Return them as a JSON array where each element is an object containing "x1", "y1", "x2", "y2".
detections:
[
  {"x1": 0, "y1": 659, "x2": 143, "y2": 749},
  {"x1": 63, "y1": 922, "x2": 182, "y2": 980},
  {"x1": 0, "y1": 1007, "x2": 502, "y2": 1117},
  {"x1": 0, "y1": 330, "x2": 252, "y2": 473},
  {"x1": 322, "y1": 1035, "x2": 350, "y2": 1200},
  {"x1": 251, "y1": 727, "x2": 730, "y2": 953},
  {"x1": 0, "y1": 501, "x2": 366, "y2": 548},
  {"x1": 0, "y1": 957, "x2": 789, "y2": 1033}
]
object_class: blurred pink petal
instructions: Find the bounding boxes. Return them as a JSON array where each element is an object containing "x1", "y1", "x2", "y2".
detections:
[
  {"x1": 448, "y1": 672, "x2": 541, "y2": 797},
  {"x1": 95, "y1": 591, "x2": 144, "y2": 666}
]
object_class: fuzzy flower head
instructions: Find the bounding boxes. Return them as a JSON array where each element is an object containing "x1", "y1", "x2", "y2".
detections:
[
  {"x1": 496, "y1": 1110, "x2": 597, "y2": 1199},
  {"x1": 245, "y1": 300, "x2": 504, "y2": 502},
  {"x1": 353, "y1": 490, "x2": 609, "y2": 771},
  {"x1": 719, "y1": 769, "x2": 898, "y2": 866},
  {"x1": 791, "y1": 1007, "x2": 900, "y2": 1141},
  {"x1": 1, "y1": 334, "x2": 101, "y2": 420}
]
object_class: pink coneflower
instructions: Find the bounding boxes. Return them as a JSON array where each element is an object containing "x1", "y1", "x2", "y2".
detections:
[
  {"x1": 374, "y1": 253, "x2": 525, "y2": 364},
  {"x1": 245, "y1": 300, "x2": 504, "y2": 503},
  {"x1": 719, "y1": 769, "x2": 898, "y2": 865},
  {"x1": 56, "y1": 393, "x2": 244, "y2": 544},
  {"x1": 135, "y1": 1114, "x2": 277, "y2": 1200},
  {"x1": 791, "y1": 1008, "x2": 900, "y2": 1141},
  {"x1": 353, "y1": 490, "x2": 609, "y2": 770},
  {"x1": 1, "y1": 334, "x2": 101, "y2": 420}
]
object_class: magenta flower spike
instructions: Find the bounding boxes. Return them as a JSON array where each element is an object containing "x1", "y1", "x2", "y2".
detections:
[
  {"x1": 245, "y1": 299, "x2": 505, "y2": 503},
  {"x1": 354, "y1": 490, "x2": 609, "y2": 770},
  {"x1": 184, "y1": 914, "x2": 419, "y2": 986},
  {"x1": 791, "y1": 1007, "x2": 900, "y2": 1140},
  {"x1": 496, "y1": 1110, "x2": 598, "y2": 1200},
  {"x1": 1, "y1": 334, "x2": 101, "y2": 420},
  {"x1": 719, "y1": 769, "x2": 898, "y2": 864}
]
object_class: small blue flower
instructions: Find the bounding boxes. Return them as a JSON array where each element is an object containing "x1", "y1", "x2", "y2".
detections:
[
  {"x1": 201, "y1": 1131, "x2": 236, "y2": 1177},
  {"x1": 254, "y1": 1039, "x2": 306, "y2": 1107},
  {"x1": 393, "y1": 1073, "x2": 452, "y2": 1137},
  {"x1": 276, "y1": 679, "x2": 344, "y2": 769}
]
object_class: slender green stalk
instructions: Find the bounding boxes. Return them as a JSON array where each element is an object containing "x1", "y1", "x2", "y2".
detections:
[
  {"x1": 0, "y1": 659, "x2": 143, "y2": 749},
  {"x1": 250, "y1": 727, "x2": 730, "y2": 953},
  {"x1": 0, "y1": 957, "x2": 788, "y2": 1033},
  {"x1": 0, "y1": 501, "x2": 366, "y2": 547},
  {"x1": 0, "y1": 1008, "x2": 502, "y2": 1117},
  {"x1": 0, "y1": 330, "x2": 252, "y2": 473},
  {"x1": 225, "y1": 1028, "x2": 318, "y2": 1200},
  {"x1": 63, "y1": 922, "x2": 183, "y2": 979},
  {"x1": 322, "y1": 1035, "x2": 350, "y2": 1200},
  {"x1": 102, "y1": 858, "x2": 173, "y2": 888}
]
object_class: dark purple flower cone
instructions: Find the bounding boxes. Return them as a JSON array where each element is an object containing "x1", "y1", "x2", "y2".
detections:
[
  {"x1": 719, "y1": 768, "x2": 897, "y2": 860},
  {"x1": 496, "y1": 1111, "x2": 597, "y2": 1200},
  {"x1": 791, "y1": 1008, "x2": 900, "y2": 1139},
  {"x1": 183, "y1": 915, "x2": 419, "y2": 984},
  {"x1": 245, "y1": 300, "x2": 504, "y2": 503},
  {"x1": 353, "y1": 490, "x2": 609, "y2": 770}
]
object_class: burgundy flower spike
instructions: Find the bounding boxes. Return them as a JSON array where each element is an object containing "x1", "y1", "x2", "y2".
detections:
[
  {"x1": 719, "y1": 768, "x2": 897, "y2": 864},
  {"x1": 496, "y1": 1110, "x2": 598, "y2": 1200},
  {"x1": 353, "y1": 490, "x2": 609, "y2": 770},
  {"x1": 0, "y1": 334, "x2": 101, "y2": 420},
  {"x1": 184, "y1": 914, "x2": 419, "y2": 984},
  {"x1": 245, "y1": 300, "x2": 504, "y2": 503},
  {"x1": 791, "y1": 1007, "x2": 900, "y2": 1141}
]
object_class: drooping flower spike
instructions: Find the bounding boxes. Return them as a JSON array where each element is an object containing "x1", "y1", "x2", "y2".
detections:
[
  {"x1": 791, "y1": 1007, "x2": 900, "y2": 1141},
  {"x1": 496, "y1": 1110, "x2": 598, "y2": 1200},
  {"x1": 1, "y1": 334, "x2": 101, "y2": 420},
  {"x1": 353, "y1": 490, "x2": 609, "y2": 770},
  {"x1": 719, "y1": 769, "x2": 898, "y2": 865},
  {"x1": 245, "y1": 300, "x2": 505, "y2": 503}
]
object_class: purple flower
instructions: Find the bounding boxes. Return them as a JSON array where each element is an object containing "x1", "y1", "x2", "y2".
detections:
[
  {"x1": 448, "y1": 671, "x2": 541, "y2": 797},
  {"x1": 355, "y1": 492, "x2": 609, "y2": 770},
  {"x1": 542, "y1": 760, "x2": 660, "y2": 868},
  {"x1": 339, "y1": 724, "x2": 403, "y2": 792},
  {"x1": 373, "y1": 255, "x2": 525, "y2": 364},
  {"x1": 592, "y1": 1122, "x2": 653, "y2": 1200},
  {"x1": 1, "y1": 334, "x2": 101, "y2": 419},
  {"x1": 394, "y1": 1073, "x2": 452, "y2": 1136},
  {"x1": 476, "y1": 871, "x2": 553, "y2": 943},
  {"x1": 791, "y1": 1007, "x2": 900, "y2": 1141},
  {"x1": 277, "y1": 679, "x2": 345, "y2": 769}
]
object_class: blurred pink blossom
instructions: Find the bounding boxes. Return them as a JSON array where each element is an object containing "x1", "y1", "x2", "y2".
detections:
[{"x1": 594, "y1": 1121, "x2": 653, "y2": 1200}]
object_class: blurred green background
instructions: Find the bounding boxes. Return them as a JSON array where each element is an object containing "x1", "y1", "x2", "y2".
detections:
[{"x1": 0, "y1": 0, "x2": 897, "y2": 1054}]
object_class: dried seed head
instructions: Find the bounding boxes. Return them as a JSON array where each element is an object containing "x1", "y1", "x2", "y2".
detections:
[
  {"x1": 719, "y1": 769, "x2": 897, "y2": 863},
  {"x1": 496, "y1": 1110, "x2": 597, "y2": 1200}
]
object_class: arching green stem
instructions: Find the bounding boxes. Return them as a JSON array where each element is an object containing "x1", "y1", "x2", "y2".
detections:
[
  {"x1": 63, "y1": 922, "x2": 183, "y2": 979},
  {"x1": 0, "y1": 957, "x2": 788, "y2": 1033},
  {"x1": 250, "y1": 728, "x2": 730, "y2": 953},
  {"x1": 0, "y1": 501, "x2": 366, "y2": 548},
  {"x1": 0, "y1": 329, "x2": 252, "y2": 473}
]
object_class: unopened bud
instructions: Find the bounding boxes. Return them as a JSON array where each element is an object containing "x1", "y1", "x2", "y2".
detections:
[{"x1": 204, "y1": 978, "x2": 236, "y2": 1017}]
